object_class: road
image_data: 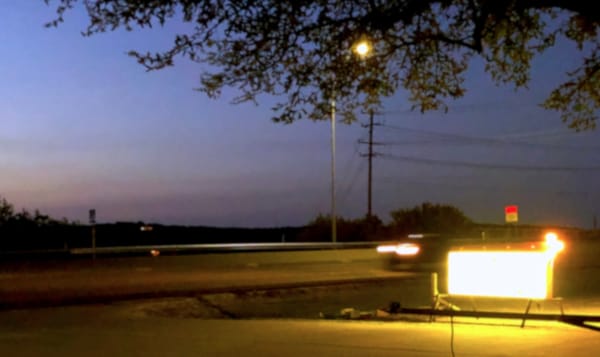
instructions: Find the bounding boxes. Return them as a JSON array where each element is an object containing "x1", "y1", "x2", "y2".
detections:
[
  {"x1": 1, "y1": 243, "x2": 600, "y2": 308},
  {"x1": 0, "y1": 249, "x2": 409, "y2": 308},
  {"x1": 2, "y1": 241, "x2": 599, "y2": 306}
]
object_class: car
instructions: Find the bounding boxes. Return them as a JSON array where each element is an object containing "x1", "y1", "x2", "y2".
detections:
[{"x1": 377, "y1": 233, "x2": 450, "y2": 272}]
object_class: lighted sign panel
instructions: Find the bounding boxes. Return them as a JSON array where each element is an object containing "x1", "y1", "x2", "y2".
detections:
[{"x1": 448, "y1": 251, "x2": 554, "y2": 299}]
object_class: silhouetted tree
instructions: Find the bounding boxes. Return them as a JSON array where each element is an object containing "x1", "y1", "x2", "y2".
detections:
[
  {"x1": 0, "y1": 197, "x2": 15, "y2": 225},
  {"x1": 298, "y1": 213, "x2": 384, "y2": 241},
  {"x1": 390, "y1": 202, "x2": 473, "y2": 235},
  {"x1": 47, "y1": 0, "x2": 598, "y2": 129}
]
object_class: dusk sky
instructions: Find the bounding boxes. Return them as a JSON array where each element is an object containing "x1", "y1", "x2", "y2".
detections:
[{"x1": 2, "y1": 2, "x2": 599, "y2": 228}]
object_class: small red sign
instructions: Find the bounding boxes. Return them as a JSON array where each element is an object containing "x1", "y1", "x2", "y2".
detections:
[
  {"x1": 505, "y1": 205, "x2": 518, "y2": 214},
  {"x1": 505, "y1": 205, "x2": 518, "y2": 223}
]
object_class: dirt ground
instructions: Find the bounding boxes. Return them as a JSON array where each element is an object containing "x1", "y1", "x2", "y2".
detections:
[
  {"x1": 133, "y1": 278, "x2": 435, "y2": 320},
  {"x1": 130, "y1": 276, "x2": 600, "y2": 322}
]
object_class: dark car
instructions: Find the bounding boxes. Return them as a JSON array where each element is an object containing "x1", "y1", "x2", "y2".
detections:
[{"x1": 377, "y1": 233, "x2": 450, "y2": 272}]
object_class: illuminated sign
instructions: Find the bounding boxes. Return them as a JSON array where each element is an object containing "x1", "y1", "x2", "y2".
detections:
[
  {"x1": 505, "y1": 205, "x2": 518, "y2": 223},
  {"x1": 447, "y1": 233, "x2": 563, "y2": 299}
]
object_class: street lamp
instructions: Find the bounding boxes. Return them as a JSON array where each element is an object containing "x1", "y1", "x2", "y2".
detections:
[
  {"x1": 331, "y1": 95, "x2": 337, "y2": 243},
  {"x1": 330, "y1": 39, "x2": 371, "y2": 244},
  {"x1": 355, "y1": 41, "x2": 370, "y2": 57}
]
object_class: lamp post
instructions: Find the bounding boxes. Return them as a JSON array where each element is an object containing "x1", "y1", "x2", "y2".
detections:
[
  {"x1": 330, "y1": 39, "x2": 371, "y2": 244},
  {"x1": 331, "y1": 97, "x2": 337, "y2": 243}
]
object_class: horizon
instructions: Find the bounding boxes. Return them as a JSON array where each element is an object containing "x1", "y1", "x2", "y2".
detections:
[{"x1": 1, "y1": 197, "x2": 592, "y2": 231}]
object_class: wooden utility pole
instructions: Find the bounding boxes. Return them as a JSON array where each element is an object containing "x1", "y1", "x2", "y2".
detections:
[
  {"x1": 367, "y1": 110, "x2": 374, "y2": 218},
  {"x1": 360, "y1": 110, "x2": 380, "y2": 219}
]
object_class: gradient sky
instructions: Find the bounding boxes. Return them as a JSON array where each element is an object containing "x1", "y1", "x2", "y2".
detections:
[{"x1": 1, "y1": 3, "x2": 599, "y2": 228}]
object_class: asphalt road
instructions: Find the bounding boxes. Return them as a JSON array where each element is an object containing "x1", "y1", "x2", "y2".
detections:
[
  {"x1": 0, "y1": 249, "x2": 409, "y2": 308},
  {"x1": 1, "y1": 242, "x2": 600, "y2": 308}
]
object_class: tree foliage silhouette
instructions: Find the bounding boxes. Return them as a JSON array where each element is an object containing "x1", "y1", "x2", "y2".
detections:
[{"x1": 47, "y1": 0, "x2": 598, "y2": 129}]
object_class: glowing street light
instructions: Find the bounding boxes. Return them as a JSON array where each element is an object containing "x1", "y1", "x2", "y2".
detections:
[{"x1": 354, "y1": 41, "x2": 370, "y2": 57}]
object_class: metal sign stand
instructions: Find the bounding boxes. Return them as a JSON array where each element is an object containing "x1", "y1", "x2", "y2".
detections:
[
  {"x1": 520, "y1": 298, "x2": 564, "y2": 327},
  {"x1": 421, "y1": 273, "x2": 598, "y2": 331}
]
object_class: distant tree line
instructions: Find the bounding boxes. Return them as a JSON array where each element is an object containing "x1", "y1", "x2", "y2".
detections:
[
  {"x1": 0, "y1": 197, "x2": 84, "y2": 252},
  {"x1": 0, "y1": 197, "x2": 72, "y2": 227},
  {"x1": 1, "y1": 196, "x2": 591, "y2": 254},
  {"x1": 2, "y1": 198, "x2": 472, "y2": 251},
  {"x1": 298, "y1": 202, "x2": 474, "y2": 242},
  {"x1": 0, "y1": 196, "x2": 307, "y2": 252},
  {"x1": 390, "y1": 202, "x2": 473, "y2": 236}
]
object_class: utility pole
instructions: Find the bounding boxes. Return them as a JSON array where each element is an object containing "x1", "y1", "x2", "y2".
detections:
[
  {"x1": 367, "y1": 110, "x2": 374, "y2": 218},
  {"x1": 360, "y1": 110, "x2": 381, "y2": 219}
]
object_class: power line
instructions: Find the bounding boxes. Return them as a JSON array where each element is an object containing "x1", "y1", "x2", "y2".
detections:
[
  {"x1": 381, "y1": 153, "x2": 600, "y2": 172},
  {"x1": 339, "y1": 137, "x2": 363, "y2": 179},
  {"x1": 379, "y1": 124, "x2": 600, "y2": 151},
  {"x1": 339, "y1": 158, "x2": 366, "y2": 206},
  {"x1": 377, "y1": 176, "x2": 598, "y2": 196},
  {"x1": 498, "y1": 128, "x2": 576, "y2": 140}
]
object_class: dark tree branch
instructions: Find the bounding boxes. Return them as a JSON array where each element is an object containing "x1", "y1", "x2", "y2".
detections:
[{"x1": 44, "y1": 0, "x2": 599, "y2": 129}]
